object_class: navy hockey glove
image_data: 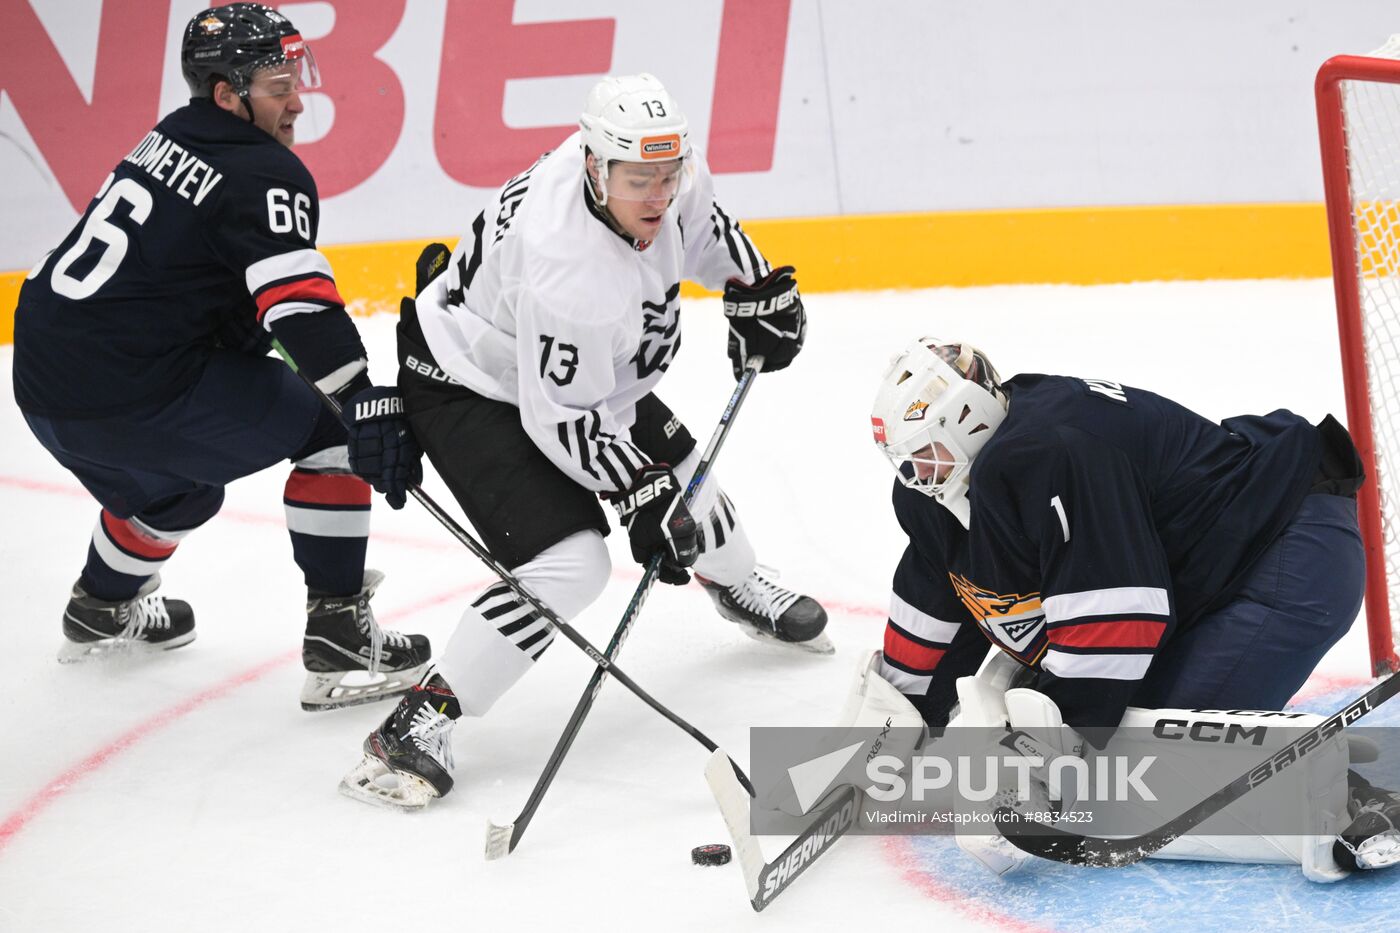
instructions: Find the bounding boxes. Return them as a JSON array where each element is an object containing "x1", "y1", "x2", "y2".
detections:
[
  {"x1": 606, "y1": 465, "x2": 699, "y2": 585},
  {"x1": 342, "y1": 386, "x2": 423, "y2": 510},
  {"x1": 723, "y1": 265, "x2": 806, "y2": 379}
]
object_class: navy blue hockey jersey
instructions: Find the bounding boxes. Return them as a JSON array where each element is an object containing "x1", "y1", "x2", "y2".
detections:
[
  {"x1": 13, "y1": 99, "x2": 353, "y2": 418},
  {"x1": 880, "y1": 373, "x2": 1326, "y2": 735}
]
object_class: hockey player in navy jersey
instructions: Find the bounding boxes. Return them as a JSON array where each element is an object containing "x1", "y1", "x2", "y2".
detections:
[
  {"x1": 859, "y1": 337, "x2": 1400, "y2": 874},
  {"x1": 337, "y1": 74, "x2": 830, "y2": 809},
  {"x1": 11, "y1": 4, "x2": 429, "y2": 711}
]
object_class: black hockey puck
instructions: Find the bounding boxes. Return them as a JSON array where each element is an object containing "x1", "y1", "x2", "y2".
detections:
[{"x1": 691, "y1": 843, "x2": 732, "y2": 866}]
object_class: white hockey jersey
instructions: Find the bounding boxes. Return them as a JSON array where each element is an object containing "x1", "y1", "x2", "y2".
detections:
[{"x1": 414, "y1": 131, "x2": 771, "y2": 493}]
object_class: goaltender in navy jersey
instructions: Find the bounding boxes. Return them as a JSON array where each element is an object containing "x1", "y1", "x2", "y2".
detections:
[
  {"x1": 14, "y1": 98, "x2": 349, "y2": 418},
  {"x1": 881, "y1": 373, "x2": 1341, "y2": 735},
  {"x1": 413, "y1": 130, "x2": 769, "y2": 494}
]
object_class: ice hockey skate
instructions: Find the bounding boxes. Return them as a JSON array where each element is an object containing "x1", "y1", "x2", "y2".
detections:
[
  {"x1": 696, "y1": 565, "x2": 833, "y2": 654},
  {"x1": 1335, "y1": 770, "x2": 1400, "y2": 871},
  {"x1": 339, "y1": 678, "x2": 460, "y2": 811},
  {"x1": 58, "y1": 575, "x2": 196, "y2": 663},
  {"x1": 301, "y1": 570, "x2": 432, "y2": 711}
]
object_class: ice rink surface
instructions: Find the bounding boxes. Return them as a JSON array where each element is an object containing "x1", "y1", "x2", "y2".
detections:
[{"x1": 2, "y1": 279, "x2": 1396, "y2": 932}]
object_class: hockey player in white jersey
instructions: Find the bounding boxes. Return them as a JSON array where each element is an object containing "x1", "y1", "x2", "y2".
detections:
[{"x1": 339, "y1": 74, "x2": 830, "y2": 809}]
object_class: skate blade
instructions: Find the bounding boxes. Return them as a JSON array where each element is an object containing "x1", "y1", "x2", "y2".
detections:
[
  {"x1": 338, "y1": 755, "x2": 439, "y2": 811},
  {"x1": 737, "y1": 625, "x2": 835, "y2": 656},
  {"x1": 301, "y1": 662, "x2": 430, "y2": 711},
  {"x1": 484, "y1": 820, "x2": 517, "y2": 860},
  {"x1": 56, "y1": 631, "x2": 196, "y2": 664}
]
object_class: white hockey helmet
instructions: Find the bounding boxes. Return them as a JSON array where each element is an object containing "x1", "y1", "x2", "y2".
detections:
[
  {"x1": 579, "y1": 73, "x2": 694, "y2": 204},
  {"x1": 870, "y1": 338, "x2": 1008, "y2": 528}
]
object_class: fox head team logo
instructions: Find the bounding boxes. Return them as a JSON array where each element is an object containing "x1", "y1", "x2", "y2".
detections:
[{"x1": 949, "y1": 573, "x2": 1047, "y2": 661}]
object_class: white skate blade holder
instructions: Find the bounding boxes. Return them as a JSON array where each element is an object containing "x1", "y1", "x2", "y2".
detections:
[
  {"x1": 737, "y1": 625, "x2": 835, "y2": 656},
  {"x1": 301, "y1": 662, "x2": 430, "y2": 712},
  {"x1": 1350, "y1": 831, "x2": 1400, "y2": 870},
  {"x1": 56, "y1": 630, "x2": 196, "y2": 664},
  {"x1": 338, "y1": 754, "x2": 441, "y2": 811}
]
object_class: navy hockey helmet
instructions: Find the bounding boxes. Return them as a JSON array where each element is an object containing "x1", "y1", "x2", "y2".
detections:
[{"x1": 181, "y1": 4, "x2": 319, "y2": 99}]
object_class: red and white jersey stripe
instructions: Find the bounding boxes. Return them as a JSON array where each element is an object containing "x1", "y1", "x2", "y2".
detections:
[
  {"x1": 881, "y1": 591, "x2": 962, "y2": 694},
  {"x1": 90, "y1": 511, "x2": 187, "y2": 578},
  {"x1": 1041, "y1": 585, "x2": 1170, "y2": 681},
  {"x1": 283, "y1": 471, "x2": 371, "y2": 538},
  {"x1": 245, "y1": 248, "x2": 344, "y2": 326}
]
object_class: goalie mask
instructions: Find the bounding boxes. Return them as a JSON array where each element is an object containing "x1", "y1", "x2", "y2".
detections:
[
  {"x1": 579, "y1": 73, "x2": 695, "y2": 205},
  {"x1": 870, "y1": 339, "x2": 1008, "y2": 528}
]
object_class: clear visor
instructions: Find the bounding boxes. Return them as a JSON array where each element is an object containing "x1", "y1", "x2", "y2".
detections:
[
  {"x1": 246, "y1": 46, "x2": 321, "y2": 98},
  {"x1": 600, "y1": 155, "x2": 695, "y2": 202}
]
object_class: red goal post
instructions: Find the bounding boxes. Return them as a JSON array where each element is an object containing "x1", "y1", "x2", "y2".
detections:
[{"x1": 1317, "y1": 40, "x2": 1400, "y2": 676}]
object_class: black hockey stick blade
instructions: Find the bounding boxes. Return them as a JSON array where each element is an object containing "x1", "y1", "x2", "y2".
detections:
[
  {"x1": 704, "y1": 749, "x2": 858, "y2": 912},
  {"x1": 994, "y1": 669, "x2": 1400, "y2": 867}
]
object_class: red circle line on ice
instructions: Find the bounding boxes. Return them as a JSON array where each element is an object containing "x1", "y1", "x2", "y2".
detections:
[
  {"x1": 0, "y1": 582, "x2": 481, "y2": 855},
  {"x1": 0, "y1": 470, "x2": 1369, "y2": 928}
]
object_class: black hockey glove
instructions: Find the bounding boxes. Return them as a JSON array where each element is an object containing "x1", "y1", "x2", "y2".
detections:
[
  {"x1": 342, "y1": 386, "x2": 423, "y2": 510},
  {"x1": 415, "y1": 241, "x2": 452, "y2": 295},
  {"x1": 606, "y1": 465, "x2": 699, "y2": 585},
  {"x1": 723, "y1": 265, "x2": 806, "y2": 379}
]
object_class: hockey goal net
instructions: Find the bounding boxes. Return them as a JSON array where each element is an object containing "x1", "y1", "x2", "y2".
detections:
[{"x1": 1318, "y1": 37, "x2": 1400, "y2": 676}]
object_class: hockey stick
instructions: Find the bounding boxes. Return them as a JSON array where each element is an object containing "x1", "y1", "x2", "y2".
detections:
[
  {"x1": 993, "y1": 669, "x2": 1400, "y2": 867},
  {"x1": 704, "y1": 749, "x2": 860, "y2": 912},
  {"x1": 485, "y1": 356, "x2": 765, "y2": 859},
  {"x1": 271, "y1": 340, "x2": 756, "y2": 799}
]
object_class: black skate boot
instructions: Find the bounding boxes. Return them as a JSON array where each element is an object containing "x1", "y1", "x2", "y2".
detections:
[
  {"x1": 59, "y1": 576, "x2": 195, "y2": 663},
  {"x1": 696, "y1": 565, "x2": 832, "y2": 654},
  {"x1": 339, "y1": 675, "x2": 461, "y2": 811},
  {"x1": 301, "y1": 570, "x2": 432, "y2": 711},
  {"x1": 1335, "y1": 770, "x2": 1400, "y2": 871}
]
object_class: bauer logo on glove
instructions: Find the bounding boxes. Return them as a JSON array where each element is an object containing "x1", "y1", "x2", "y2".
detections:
[
  {"x1": 723, "y1": 265, "x2": 806, "y2": 378},
  {"x1": 722, "y1": 279, "x2": 799, "y2": 318},
  {"x1": 611, "y1": 470, "x2": 676, "y2": 519},
  {"x1": 605, "y1": 465, "x2": 698, "y2": 585}
]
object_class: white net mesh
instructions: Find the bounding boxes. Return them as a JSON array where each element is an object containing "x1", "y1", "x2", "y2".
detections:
[{"x1": 1342, "y1": 37, "x2": 1400, "y2": 648}]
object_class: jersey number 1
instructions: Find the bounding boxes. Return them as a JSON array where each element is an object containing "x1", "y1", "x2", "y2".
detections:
[{"x1": 50, "y1": 176, "x2": 153, "y2": 300}]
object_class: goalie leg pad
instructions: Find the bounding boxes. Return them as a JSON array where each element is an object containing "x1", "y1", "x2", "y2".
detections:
[
  {"x1": 1109, "y1": 706, "x2": 1351, "y2": 882},
  {"x1": 956, "y1": 687, "x2": 1084, "y2": 878},
  {"x1": 762, "y1": 651, "x2": 925, "y2": 818}
]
